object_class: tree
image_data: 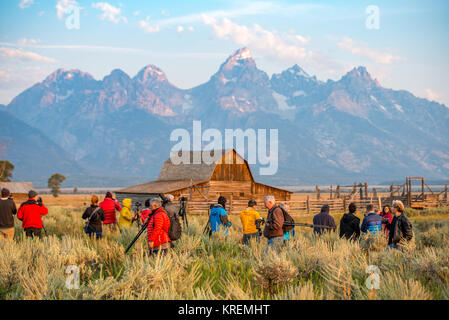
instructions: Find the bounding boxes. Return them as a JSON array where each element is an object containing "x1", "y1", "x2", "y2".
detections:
[
  {"x1": 0, "y1": 160, "x2": 14, "y2": 182},
  {"x1": 73, "y1": 187, "x2": 78, "y2": 194},
  {"x1": 48, "y1": 173, "x2": 66, "y2": 198}
]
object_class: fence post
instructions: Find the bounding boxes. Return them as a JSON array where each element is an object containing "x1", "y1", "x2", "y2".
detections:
[
  {"x1": 307, "y1": 196, "x2": 310, "y2": 215},
  {"x1": 343, "y1": 197, "x2": 347, "y2": 212}
]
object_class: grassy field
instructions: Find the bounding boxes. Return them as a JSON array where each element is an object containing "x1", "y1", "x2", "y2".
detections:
[{"x1": 1, "y1": 195, "x2": 449, "y2": 300}]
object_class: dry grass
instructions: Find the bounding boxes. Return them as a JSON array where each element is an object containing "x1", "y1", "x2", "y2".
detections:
[{"x1": 1, "y1": 198, "x2": 449, "y2": 300}]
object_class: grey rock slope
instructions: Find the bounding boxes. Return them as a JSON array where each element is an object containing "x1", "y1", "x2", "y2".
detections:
[{"x1": 4, "y1": 47, "x2": 449, "y2": 185}]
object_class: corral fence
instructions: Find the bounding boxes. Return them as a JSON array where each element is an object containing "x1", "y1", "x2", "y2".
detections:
[{"x1": 186, "y1": 196, "x2": 449, "y2": 216}]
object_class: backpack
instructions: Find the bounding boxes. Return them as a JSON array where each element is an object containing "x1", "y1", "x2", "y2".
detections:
[
  {"x1": 278, "y1": 206, "x2": 295, "y2": 233},
  {"x1": 167, "y1": 212, "x2": 182, "y2": 241}
]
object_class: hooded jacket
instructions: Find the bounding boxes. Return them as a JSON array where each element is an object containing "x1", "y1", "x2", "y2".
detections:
[
  {"x1": 17, "y1": 199, "x2": 48, "y2": 229},
  {"x1": 210, "y1": 204, "x2": 230, "y2": 234},
  {"x1": 99, "y1": 197, "x2": 122, "y2": 224},
  {"x1": 240, "y1": 207, "x2": 262, "y2": 235},
  {"x1": 313, "y1": 210, "x2": 336, "y2": 235},
  {"x1": 118, "y1": 198, "x2": 132, "y2": 230},
  {"x1": 361, "y1": 212, "x2": 382, "y2": 235},
  {"x1": 339, "y1": 212, "x2": 361, "y2": 240}
]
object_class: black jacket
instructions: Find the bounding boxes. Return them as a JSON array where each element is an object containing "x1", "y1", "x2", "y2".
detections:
[
  {"x1": 387, "y1": 214, "x2": 413, "y2": 245},
  {"x1": 339, "y1": 212, "x2": 361, "y2": 240},
  {"x1": 82, "y1": 205, "x2": 105, "y2": 233},
  {"x1": 0, "y1": 198, "x2": 17, "y2": 228}
]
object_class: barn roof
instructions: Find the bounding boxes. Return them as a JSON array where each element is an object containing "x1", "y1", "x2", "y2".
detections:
[
  {"x1": 157, "y1": 149, "x2": 236, "y2": 181},
  {"x1": 116, "y1": 149, "x2": 292, "y2": 195},
  {"x1": 116, "y1": 180, "x2": 207, "y2": 194},
  {"x1": 0, "y1": 182, "x2": 35, "y2": 194}
]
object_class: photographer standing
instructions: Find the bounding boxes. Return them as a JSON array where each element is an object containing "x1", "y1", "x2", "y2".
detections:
[
  {"x1": 100, "y1": 192, "x2": 122, "y2": 233},
  {"x1": 17, "y1": 190, "x2": 48, "y2": 239},
  {"x1": 240, "y1": 200, "x2": 262, "y2": 244},
  {"x1": 0, "y1": 188, "x2": 17, "y2": 240},
  {"x1": 209, "y1": 196, "x2": 231, "y2": 236}
]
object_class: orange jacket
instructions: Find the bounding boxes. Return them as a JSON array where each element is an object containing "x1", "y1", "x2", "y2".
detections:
[{"x1": 142, "y1": 207, "x2": 171, "y2": 247}]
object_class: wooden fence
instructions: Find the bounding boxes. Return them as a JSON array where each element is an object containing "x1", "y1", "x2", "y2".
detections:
[{"x1": 186, "y1": 196, "x2": 449, "y2": 216}]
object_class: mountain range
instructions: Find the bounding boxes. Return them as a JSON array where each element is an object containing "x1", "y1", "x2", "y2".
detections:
[{"x1": 1, "y1": 47, "x2": 449, "y2": 187}]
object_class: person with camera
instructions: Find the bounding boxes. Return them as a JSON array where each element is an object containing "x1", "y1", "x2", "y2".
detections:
[
  {"x1": 361, "y1": 204, "x2": 382, "y2": 235},
  {"x1": 380, "y1": 205, "x2": 394, "y2": 236},
  {"x1": 82, "y1": 195, "x2": 106, "y2": 239},
  {"x1": 163, "y1": 194, "x2": 180, "y2": 219},
  {"x1": 313, "y1": 204, "x2": 336, "y2": 235},
  {"x1": 99, "y1": 191, "x2": 122, "y2": 233},
  {"x1": 339, "y1": 202, "x2": 361, "y2": 240},
  {"x1": 240, "y1": 199, "x2": 263, "y2": 245},
  {"x1": 118, "y1": 198, "x2": 133, "y2": 231},
  {"x1": 209, "y1": 196, "x2": 231, "y2": 236},
  {"x1": 16, "y1": 190, "x2": 48, "y2": 239},
  {"x1": 141, "y1": 197, "x2": 171, "y2": 256},
  {"x1": 386, "y1": 200, "x2": 413, "y2": 249},
  {"x1": 263, "y1": 195, "x2": 285, "y2": 248},
  {"x1": 0, "y1": 188, "x2": 17, "y2": 240}
]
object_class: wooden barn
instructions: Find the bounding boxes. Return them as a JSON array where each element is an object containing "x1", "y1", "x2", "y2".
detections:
[
  {"x1": 116, "y1": 149, "x2": 291, "y2": 212},
  {"x1": 0, "y1": 182, "x2": 36, "y2": 204}
]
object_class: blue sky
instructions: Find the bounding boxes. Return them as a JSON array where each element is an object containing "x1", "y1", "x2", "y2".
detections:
[{"x1": 0, "y1": 0, "x2": 448, "y2": 106}]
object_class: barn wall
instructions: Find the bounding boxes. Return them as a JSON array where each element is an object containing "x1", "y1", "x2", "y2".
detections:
[{"x1": 211, "y1": 151, "x2": 253, "y2": 182}]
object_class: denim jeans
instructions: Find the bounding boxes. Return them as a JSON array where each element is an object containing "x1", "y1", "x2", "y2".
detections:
[
  {"x1": 243, "y1": 232, "x2": 260, "y2": 244},
  {"x1": 267, "y1": 236, "x2": 284, "y2": 251},
  {"x1": 149, "y1": 248, "x2": 168, "y2": 256},
  {"x1": 87, "y1": 231, "x2": 102, "y2": 239}
]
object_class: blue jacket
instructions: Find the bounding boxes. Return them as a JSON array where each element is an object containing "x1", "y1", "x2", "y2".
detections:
[
  {"x1": 209, "y1": 204, "x2": 231, "y2": 234},
  {"x1": 361, "y1": 212, "x2": 382, "y2": 235}
]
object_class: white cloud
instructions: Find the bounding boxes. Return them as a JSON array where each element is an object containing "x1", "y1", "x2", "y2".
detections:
[
  {"x1": 202, "y1": 15, "x2": 308, "y2": 61},
  {"x1": 133, "y1": 10, "x2": 141, "y2": 16},
  {"x1": 337, "y1": 37, "x2": 404, "y2": 65},
  {"x1": 425, "y1": 89, "x2": 440, "y2": 102},
  {"x1": 138, "y1": 20, "x2": 160, "y2": 34},
  {"x1": 56, "y1": 0, "x2": 79, "y2": 20},
  {"x1": 18, "y1": 0, "x2": 34, "y2": 9},
  {"x1": 38, "y1": 10, "x2": 45, "y2": 16},
  {"x1": 177, "y1": 26, "x2": 184, "y2": 34},
  {"x1": 92, "y1": 2, "x2": 127, "y2": 23},
  {"x1": 0, "y1": 70, "x2": 11, "y2": 81},
  {"x1": 0, "y1": 47, "x2": 57, "y2": 63},
  {"x1": 17, "y1": 38, "x2": 40, "y2": 46},
  {"x1": 188, "y1": 26, "x2": 194, "y2": 32}
]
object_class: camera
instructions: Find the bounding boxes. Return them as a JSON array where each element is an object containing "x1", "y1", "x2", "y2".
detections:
[{"x1": 255, "y1": 218, "x2": 265, "y2": 230}]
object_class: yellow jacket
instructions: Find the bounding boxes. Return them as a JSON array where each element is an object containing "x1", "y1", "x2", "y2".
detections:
[
  {"x1": 240, "y1": 207, "x2": 262, "y2": 235},
  {"x1": 118, "y1": 198, "x2": 133, "y2": 230}
]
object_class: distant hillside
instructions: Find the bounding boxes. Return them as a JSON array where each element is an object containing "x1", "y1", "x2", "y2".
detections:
[
  {"x1": 5, "y1": 47, "x2": 449, "y2": 186},
  {"x1": 0, "y1": 110, "x2": 85, "y2": 184}
]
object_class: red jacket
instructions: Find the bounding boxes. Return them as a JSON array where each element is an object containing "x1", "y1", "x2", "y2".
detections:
[
  {"x1": 17, "y1": 200, "x2": 48, "y2": 229},
  {"x1": 100, "y1": 198, "x2": 122, "y2": 224},
  {"x1": 381, "y1": 211, "x2": 394, "y2": 235},
  {"x1": 141, "y1": 207, "x2": 170, "y2": 248}
]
